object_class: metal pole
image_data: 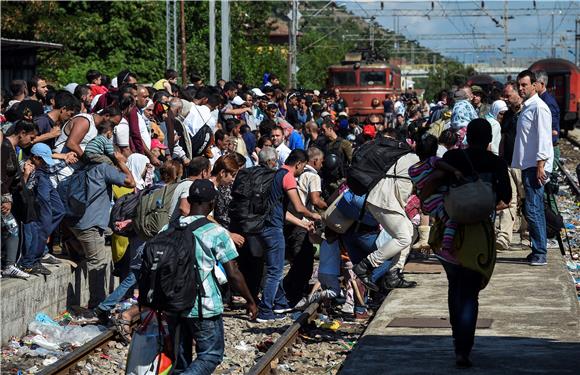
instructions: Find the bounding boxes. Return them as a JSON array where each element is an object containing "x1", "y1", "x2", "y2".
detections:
[
  {"x1": 551, "y1": 12, "x2": 555, "y2": 58},
  {"x1": 503, "y1": 0, "x2": 509, "y2": 66},
  {"x1": 180, "y1": 0, "x2": 187, "y2": 85},
  {"x1": 166, "y1": 0, "x2": 170, "y2": 68},
  {"x1": 576, "y1": 17, "x2": 580, "y2": 67},
  {"x1": 173, "y1": 0, "x2": 178, "y2": 70},
  {"x1": 221, "y1": 0, "x2": 231, "y2": 82},
  {"x1": 289, "y1": 0, "x2": 298, "y2": 88},
  {"x1": 209, "y1": 0, "x2": 216, "y2": 85}
]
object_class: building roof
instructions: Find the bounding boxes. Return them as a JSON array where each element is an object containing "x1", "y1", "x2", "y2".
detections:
[{"x1": 1, "y1": 38, "x2": 63, "y2": 51}]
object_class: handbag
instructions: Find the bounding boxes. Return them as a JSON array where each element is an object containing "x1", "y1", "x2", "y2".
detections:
[
  {"x1": 443, "y1": 151, "x2": 495, "y2": 224},
  {"x1": 322, "y1": 192, "x2": 354, "y2": 234},
  {"x1": 125, "y1": 310, "x2": 173, "y2": 375}
]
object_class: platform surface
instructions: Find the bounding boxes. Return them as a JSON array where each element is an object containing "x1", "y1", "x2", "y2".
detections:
[{"x1": 339, "y1": 249, "x2": 580, "y2": 374}]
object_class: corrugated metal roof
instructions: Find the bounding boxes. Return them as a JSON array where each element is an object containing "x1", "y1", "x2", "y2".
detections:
[{"x1": 1, "y1": 38, "x2": 63, "y2": 50}]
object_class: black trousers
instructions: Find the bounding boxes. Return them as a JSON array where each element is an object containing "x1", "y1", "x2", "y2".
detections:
[
  {"x1": 237, "y1": 235, "x2": 265, "y2": 303},
  {"x1": 283, "y1": 225, "x2": 315, "y2": 307}
]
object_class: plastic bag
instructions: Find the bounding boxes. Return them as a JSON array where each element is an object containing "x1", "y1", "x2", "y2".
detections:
[{"x1": 125, "y1": 310, "x2": 173, "y2": 375}]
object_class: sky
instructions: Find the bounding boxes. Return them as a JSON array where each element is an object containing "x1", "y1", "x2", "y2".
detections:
[{"x1": 338, "y1": 0, "x2": 579, "y2": 67}]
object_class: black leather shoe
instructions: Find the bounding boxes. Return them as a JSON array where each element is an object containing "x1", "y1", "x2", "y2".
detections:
[
  {"x1": 353, "y1": 258, "x2": 379, "y2": 292},
  {"x1": 382, "y1": 270, "x2": 417, "y2": 290}
]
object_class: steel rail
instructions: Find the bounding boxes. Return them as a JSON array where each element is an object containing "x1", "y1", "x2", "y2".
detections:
[{"x1": 247, "y1": 302, "x2": 320, "y2": 375}]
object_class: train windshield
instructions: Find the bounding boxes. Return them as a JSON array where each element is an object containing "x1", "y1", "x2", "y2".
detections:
[
  {"x1": 361, "y1": 71, "x2": 386, "y2": 86},
  {"x1": 330, "y1": 71, "x2": 356, "y2": 86}
]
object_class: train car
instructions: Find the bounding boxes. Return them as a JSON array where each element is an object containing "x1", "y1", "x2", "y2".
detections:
[
  {"x1": 327, "y1": 56, "x2": 401, "y2": 120},
  {"x1": 529, "y1": 58, "x2": 580, "y2": 131},
  {"x1": 467, "y1": 74, "x2": 504, "y2": 99}
]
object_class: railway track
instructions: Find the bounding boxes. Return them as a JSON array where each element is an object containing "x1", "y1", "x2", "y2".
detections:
[
  {"x1": 37, "y1": 317, "x2": 139, "y2": 375},
  {"x1": 560, "y1": 134, "x2": 580, "y2": 198},
  {"x1": 35, "y1": 302, "x2": 322, "y2": 375}
]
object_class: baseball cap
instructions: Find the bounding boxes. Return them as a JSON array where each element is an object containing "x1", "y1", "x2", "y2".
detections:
[
  {"x1": 30, "y1": 143, "x2": 55, "y2": 166},
  {"x1": 363, "y1": 124, "x2": 377, "y2": 138},
  {"x1": 321, "y1": 111, "x2": 331, "y2": 118},
  {"x1": 231, "y1": 96, "x2": 245, "y2": 106},
  {"x1": 188, "y1": 179, "x2": 217, "y2": 203},
  {"x1": 151, "y1": 139, "x2": 167, "y2": 150},
  {"x1": 64, "y1": 83, "x2": 78, "y2": 94},
  {"x1": 338, "y1": 111, "x2": 348, "y2": 117},
  {"x1": 251, "y1": 88, "x2": 266, "y2": 97},
  {"x1": 471, "y1": 85, "x2": 484, "y2": 95}
]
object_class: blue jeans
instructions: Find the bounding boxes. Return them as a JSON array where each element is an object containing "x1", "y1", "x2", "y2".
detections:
[
  {"x1": 258, "y1": 226, "x2": 289, "y2": 316},
  {"x1": 97, "y1": 270, "x2": 139, "y2": 312},
  {"x1": 167, "y1": 314, "x2": 224, "y2": 375},
  {"x1": 342, "y1": 230, "x2": 393, "y2": 283},
  {"x1": 522, "y1": 167, "x2": 547, "y2": 256},
  {"x1": 441, "y1": 260, "x2": 483, "y2": 357}
]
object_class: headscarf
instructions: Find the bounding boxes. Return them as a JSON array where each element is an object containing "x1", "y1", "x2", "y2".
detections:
[
  {"x1": 126, "y1": 153, "x2": 150, "y2": 191},
  {"x1": 489, "y1": 100, "x2": 508, "y2": 120}
]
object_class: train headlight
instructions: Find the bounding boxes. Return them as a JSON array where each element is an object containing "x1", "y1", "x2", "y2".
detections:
[{"x1": 371, "y1": 98, "x2": 380, "y2": 107}]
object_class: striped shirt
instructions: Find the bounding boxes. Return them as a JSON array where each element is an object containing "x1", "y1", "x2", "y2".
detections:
[
  {"x1": 84, "y1": 135, "x2": 114, "y2": 157},
  {"x1": 160, "y1": 215, "x2": 238, "y2": 318}
]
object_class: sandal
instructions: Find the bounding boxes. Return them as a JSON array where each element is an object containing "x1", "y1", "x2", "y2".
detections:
[{"x1": 111, "y1": 315, "x2": 132, "y2": 344}]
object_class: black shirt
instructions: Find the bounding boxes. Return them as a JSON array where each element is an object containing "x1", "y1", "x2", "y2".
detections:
[
  {"x1": 500, "y1": 109, "x2": 520, "y2": 166},
  {"x1": 443, "y1": 148, "x2": 511, "y2": 205},
  {"x1": 1, "y1": 138, "x2": 20, "y2": 196}
]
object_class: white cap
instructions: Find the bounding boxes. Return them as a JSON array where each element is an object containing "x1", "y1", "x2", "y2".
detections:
[
  {"x1": 321, "y1": 111, "x2": 331, "y2": 118},
  {"x1": 251, "y1": 88, "x2": 266, "y2": 97},
  {"x1": 313, "y1": 90, "x2": 320, "y2": 96},
  {"x1": 64, "y1": 83, "x2": 78, "y2": 94},
  {"x1": 338, "y1": 111, "x2": 348, "y2": 117},
  {"x1": 231, "y1": 96, "x2": 245, "y2": 106}
]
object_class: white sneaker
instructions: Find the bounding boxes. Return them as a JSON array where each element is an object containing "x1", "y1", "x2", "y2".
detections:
[
  {"x1": 1, "y1": 265, "x2": 31, "y2": 279},
  {"x1": 308, "y1": 289, "x2": 337, "y2": 304}
]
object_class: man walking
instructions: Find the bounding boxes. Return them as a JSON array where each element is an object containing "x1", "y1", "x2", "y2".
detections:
[{"x1": 512, "y1": 70, "x2": 553, "y2": 266}]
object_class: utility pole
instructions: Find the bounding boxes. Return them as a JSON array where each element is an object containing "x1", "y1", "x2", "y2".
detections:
[
  {"x1": 576, "y1": 17, "x2": 580, "y2": 66},
  {"x1": 369, "y1": 16, "x2": 375, "y2": 57},
  {"x1": 173, "y1": 0, "x2": 177, "y2": 70},
  {"x1": 503, "y1": 0, "x2": 509, "y2": 66},
  {"x1": 209, "y1": 0, "x2": 216, "y2": 85},
  {"x1": 180, "y1": 0, "x2": 187, "y2": 85},
  {"x1": 551, "y1": 12, "x2": 556, "y2": 58},
  {"x1": 221, "y1": 0, "x2": 231, "y2": 81},
  {"x1": 288, "y1": 0, "x2": 299, "y2": 89}
]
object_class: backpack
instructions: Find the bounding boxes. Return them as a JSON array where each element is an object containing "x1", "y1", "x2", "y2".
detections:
[
  {"x1": 138, "y1": 218, "x2": 210, "y2": 314},
  {"x1": 133, "y1": 183, "x2": 180, "y2": 240},
  {"x1": 346, "y1": 137, "x2": 412, "y2": 196},
  {"x1": 57, "y1": 166, "x2": 93, "y2": 219},
  {"x1": 228, "y1": 165, "x2": 276, "y2": 234},
  {"x1": 174, "y1": 117, "x2": 193, "y2": 159},
  {"x1": 545, "y1": 201, "x2": 564, "y2": 239},
  {"x1": 109, "y1": 185, "x2": 157, "y2": 237},
  {"x1": 190, "y1": 124, "x2": 213, "y2": 157}
]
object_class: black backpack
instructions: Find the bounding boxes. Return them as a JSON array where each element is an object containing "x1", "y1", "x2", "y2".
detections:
[
  {"x1": 228, "y1": 165, "x2": 276, "y2": 234},
  {"x1": 109, "y1": 185, "x2": 157, "y2": 237},
  {"x1": 346, "y1": 137, "x2": 411, "y2": 196},
  {"x1": 138, "y1": 218, "x2": 210, "y2": 314}
]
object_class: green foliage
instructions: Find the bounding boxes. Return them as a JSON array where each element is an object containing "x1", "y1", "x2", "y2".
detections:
[{"x1": 423, "y1": 61, "x2": 476, "y2": 100}]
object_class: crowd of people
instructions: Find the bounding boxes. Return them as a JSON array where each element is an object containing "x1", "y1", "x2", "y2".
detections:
[{"x1": 0, "y1": 66, "x2": 559, "y2": 372}]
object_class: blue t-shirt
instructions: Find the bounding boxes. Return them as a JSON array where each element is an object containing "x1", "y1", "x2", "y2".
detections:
[
  {"x1": 287, "y1": 131, "x2": 304, "y2": 150},
  {"x1": 72, "y1": 164, "x2": 127, "y2": 230},
  {"x1": 265, "y1": 166, "x2": 297, "y2": 228}
]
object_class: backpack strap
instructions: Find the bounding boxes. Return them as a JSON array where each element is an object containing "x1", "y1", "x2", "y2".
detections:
[{"x1": 184, "y1": 217, "x2": 211, "y2": 319}]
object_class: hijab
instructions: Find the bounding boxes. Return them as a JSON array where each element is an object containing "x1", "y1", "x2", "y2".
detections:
[
  {"x1": 489, "y1": 100, "x2": 508, "y2": 120},
  {"x1": 126, "y1": 153, "x2": 150, "y2": 191}
]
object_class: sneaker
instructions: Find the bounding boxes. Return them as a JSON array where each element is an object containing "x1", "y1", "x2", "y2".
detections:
[
  {"x1": 23, "y1": 262, "x2": 51, "y2": 276},
  {"x1": 1, "y1": 265, "x2": 32, "y2": 279},
  {"x1": 529, "y1": 255, "x2": 547, "y2": 266},
  {"x1": 73, "y1": 308, "x2": 107, "y2": 325},
  {"x1": 256, "y1": 312, "x2": 287, "y2": 323},
  {"x1": 525, "y1": 253, "x2": 534, "y2": 262},
  {"x1": 41, "y1": 254, "x2": 62, "y2": 265},
  {"x1": 273, "y1": 305, "x2": 293, "y2": 314},
  {"x1": 293, "y1": 297, "x2": 309, "y2": 311},
  {"x1": 547, "y1": 239, "x2": 560, "y2": 249},
  {"x1": 354, "y1": 310, "x2": 373, "y2": 321}
]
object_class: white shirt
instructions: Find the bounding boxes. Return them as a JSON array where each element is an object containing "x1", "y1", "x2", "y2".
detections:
[
  {"x1": 298, "y1": 165, "x2": 322, "y2": 210},
  {"x1": 169, "y1": 180, "x2": 194, "y2": 222},
  {"x1": 209, "y1": 146, "x2": 227, "y2": 168},
  {"x1": 276, "y1": 143, "x2": 291, "y2": 167},
  {"x1": 485, "y1": 114, "x2": 502, "y2": 156},
  {"x1": 184, "y1": 104, "x2": 218, "y2": 136},
  {"x1": 512, "y1": 94, "x2": 554, "y2": 172},
  {"x1": 436, "y1": 144, "x2": 448, "y2": 158},
  {"x1": 114, "y1": 118, "x2": 130, "y2": 147}
]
